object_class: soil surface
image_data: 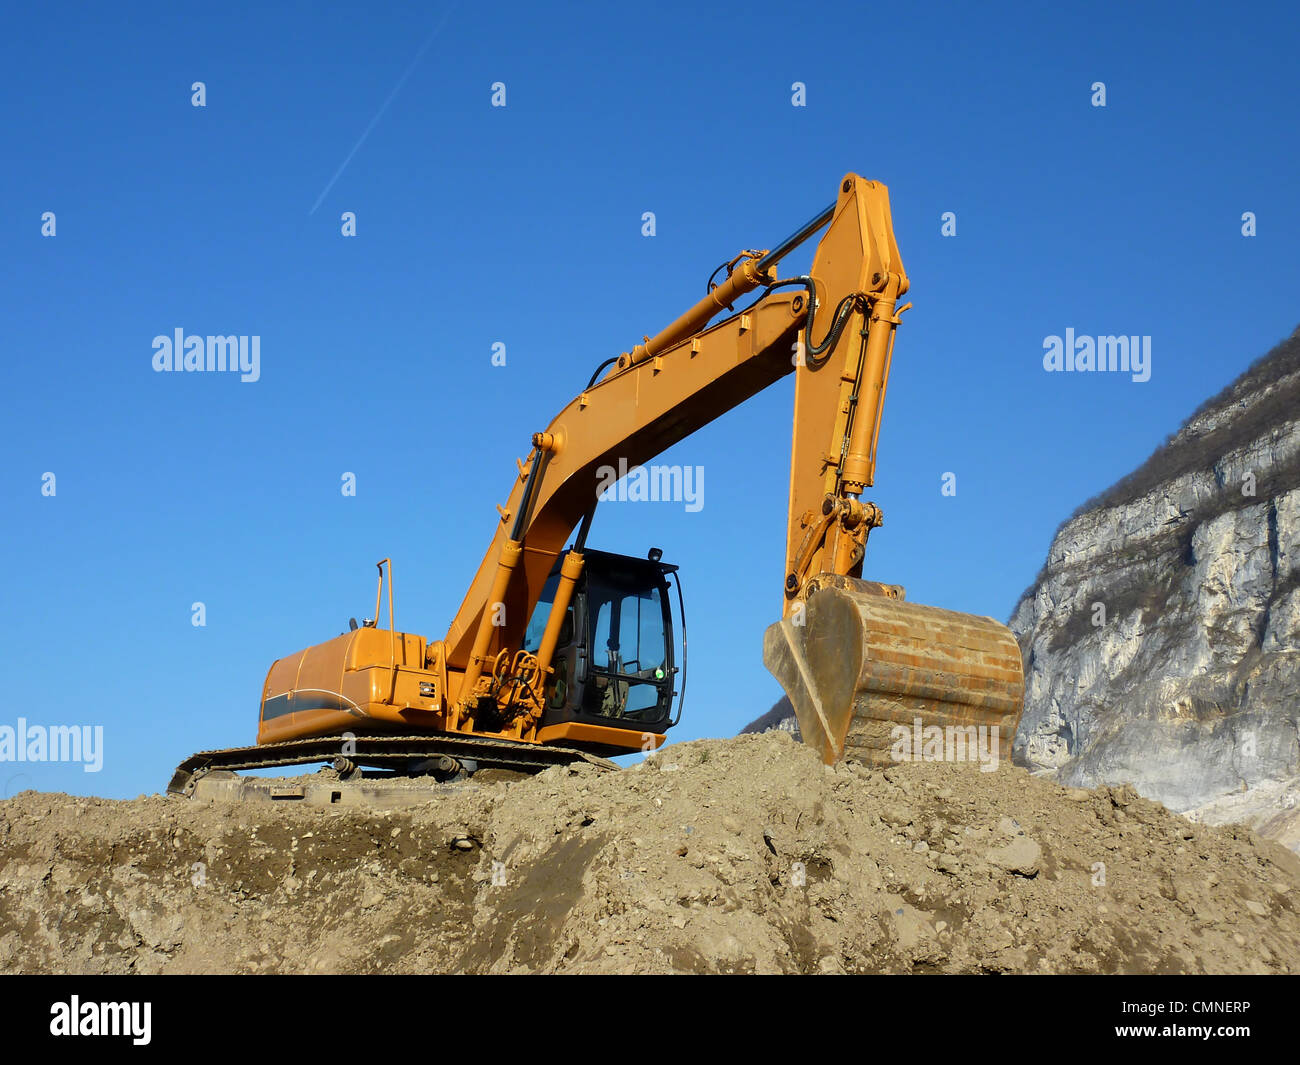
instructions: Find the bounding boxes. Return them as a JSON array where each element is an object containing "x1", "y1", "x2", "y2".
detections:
[{"x1": 3, "y1": 732, "x2": 1299, "y2": 974}]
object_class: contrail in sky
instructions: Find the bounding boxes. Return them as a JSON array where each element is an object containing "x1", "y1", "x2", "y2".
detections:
[{"x1": 310, "y1": 6, "x2": 456, "y2": 215}]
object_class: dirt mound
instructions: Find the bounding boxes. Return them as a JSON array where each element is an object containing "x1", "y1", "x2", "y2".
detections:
[{"x1": 3, "y1": 733, "x2": 1299, "y2": 974}]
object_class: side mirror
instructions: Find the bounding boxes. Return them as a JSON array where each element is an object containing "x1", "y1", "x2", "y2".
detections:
[{"x1": 349, "y1": 617, "x2": 359, "y2": 631}]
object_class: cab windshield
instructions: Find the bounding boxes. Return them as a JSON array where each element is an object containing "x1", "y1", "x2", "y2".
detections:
[{"x1": 584, "y1": 573, "x2": 669, "y2": 720}]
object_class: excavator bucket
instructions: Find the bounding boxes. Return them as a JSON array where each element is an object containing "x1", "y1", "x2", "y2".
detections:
[{"x1": 762, "y1": 576, "x2": 1025, "y2": 768}]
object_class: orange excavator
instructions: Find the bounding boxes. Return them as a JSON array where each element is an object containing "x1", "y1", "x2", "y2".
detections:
[{"x1": 168, "y1": 173, "x2": 1024, "y2": 795}]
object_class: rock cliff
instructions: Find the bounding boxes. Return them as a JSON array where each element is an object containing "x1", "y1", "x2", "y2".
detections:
[{"x1": 1010, "y1": 328, "x2": 1300, "y2": 829}]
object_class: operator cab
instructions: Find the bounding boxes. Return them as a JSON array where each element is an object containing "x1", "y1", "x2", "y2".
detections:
[{"x1": 522, "y1": 547, "x2": 684, "y2": 741}]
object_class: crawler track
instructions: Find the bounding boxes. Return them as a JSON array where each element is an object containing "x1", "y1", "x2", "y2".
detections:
[{"x1": 167, "y1": 733, "x2": 616, "y2": 796}]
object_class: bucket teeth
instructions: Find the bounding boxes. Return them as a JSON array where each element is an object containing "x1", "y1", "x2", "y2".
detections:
[{"x1": 763, "y1": 582, "x2": 1025, "y2": 767}]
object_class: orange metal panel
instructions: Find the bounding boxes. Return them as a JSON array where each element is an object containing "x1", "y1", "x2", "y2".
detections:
[{"x1": 536, "y1": 722, "x2": 664, "y2": 752}]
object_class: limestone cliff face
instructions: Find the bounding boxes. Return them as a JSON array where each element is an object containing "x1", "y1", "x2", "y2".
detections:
[{"x1": 1010, "y1": 329, "x2": 1300, "y2": 816}]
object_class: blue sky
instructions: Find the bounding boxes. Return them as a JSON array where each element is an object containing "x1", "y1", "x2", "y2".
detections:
[{"x1": 3, "y1": 1, "x2": 1297, "y2": 798}]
